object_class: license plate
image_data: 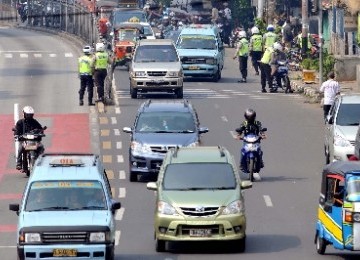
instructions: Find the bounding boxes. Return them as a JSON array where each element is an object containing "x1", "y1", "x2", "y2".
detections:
[
  {"x1": 189, "y1": 65, "x2": 199, "y2": 70},
  {"x1": 53, "y1": 249, "x2": 77, "y2": 257},
  {"x1": 24, "y1": 145, "x2": 38, "y2": 150},
  {"x1": 189, "y1": 229, "x2": 211, "y2": 237}
]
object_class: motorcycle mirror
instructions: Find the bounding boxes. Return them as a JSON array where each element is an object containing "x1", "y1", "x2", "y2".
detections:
[
  {"x1": 261, "y1": 128, "x2": 267, "y2": 132},
  {"x1": 43, "y1": 126, "x2": 47, "y2": 130},
  {"x1": 12, "y1": 127, "x2": 16, "y2": 131}
]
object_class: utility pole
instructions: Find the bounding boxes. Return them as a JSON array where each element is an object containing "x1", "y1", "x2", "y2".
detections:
[
  {"x1": 257, "y1": 0, "x2": 264, "y2": 19},
  {"x1": 301, "y1": 0, "x2": 309, "y2": 57},
  {"x1": 318, "y1": 0, "x2": 323, "y2": 84}
]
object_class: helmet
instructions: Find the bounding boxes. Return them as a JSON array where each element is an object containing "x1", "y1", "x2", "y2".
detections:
[
  {"x1": 266, "y1": 24, "x2": 274, "y2": 31},
  {"x1": 83, "y1": 45, "x2": 92, "y2": 55},
  {"x1": 238, "y1": 30, "x2": 246, "y2": 38},
  {"x1": 273, "y1": 42, "x2": 283, "y2": 51},
  {"x1": 251, "y1": 26, "x2": 259, "y2": 35},
  {"x1": 95, "y1": 42, "x2": 105, "y2": 52},
  {"x1": 244, "y1": 108, "x2": 256, "y2": 122},
  {"x1": 23, "y1": 106, "x2": 34, "y2": 119}
]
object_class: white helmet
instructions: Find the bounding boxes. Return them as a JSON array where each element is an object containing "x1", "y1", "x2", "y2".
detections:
[
  {"x1": 251, "y1": 26, "x2": 259, "y2": 35},
  {"x1": 83, "y1": 45, "x2": 92, "y2": 55},
  {"x1": 96, "y1": 42, "x2": 105, "y2": 52},
  {"x1": 267, "y1": 24, "x2": 274, "y2": 31},
  {"x1": 273, "y1": 42, "x2": 283, "y2": 51},
  {"x1": 238, "y1": 30, "x2": 246, "y2": 38},
  {"x1": 23, "y1": 106, "x2": 34, "y2": 119}
]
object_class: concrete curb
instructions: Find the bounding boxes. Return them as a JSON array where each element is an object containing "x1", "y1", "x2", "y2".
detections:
[{"x1": 291, "y1": 80, "x2": 322, "y2": 104}]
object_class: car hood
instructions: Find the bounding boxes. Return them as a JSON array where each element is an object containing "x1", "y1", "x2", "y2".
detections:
[
  {"x1": 162, "y1": 190, "x2": 238, "y2": 207},
  {"x1": 177, "y1": 48, "x2": 218, "y2": 58},
  {"x1": 334, "y1": 125, "x2": 358, "y2": 141},
  {"x1": 133, "y1": 132, "x2": 197, "y2": 146},
  {"x1": 21, "y1": 211, "x2": 110, "y2": 227},
  {"x1": 132, "y1": 62, "x2": 181, "y2": 71}
]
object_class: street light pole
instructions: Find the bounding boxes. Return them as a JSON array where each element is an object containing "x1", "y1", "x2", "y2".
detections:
[
  {"x1": 318, "y1": 0, "x2": 323, "y2": 84},
  {"x1": 301, "y1": 0, "x2": 309, "y2": 57}
]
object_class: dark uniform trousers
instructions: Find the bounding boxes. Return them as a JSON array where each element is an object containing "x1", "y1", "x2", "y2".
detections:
[
  {"x1": 93, "y1": 69, "x2": 107, "y2": 100},
  {"x1": 238, "y1": 55, "x2": 248, "y2": 79},
  {"x1": 79, "y1": 74, "x2": 94, "y2": 103},
  {"x1": 251, "y1": 51, "x2": 263, "y2": 74},
  {"x1": 260, "y1": 63, "x2": 272, "y2": 90}
]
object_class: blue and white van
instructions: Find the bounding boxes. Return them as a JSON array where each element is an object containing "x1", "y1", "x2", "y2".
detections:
[
  {"x1": 176, "y1": 24, "x2": 225, "y2": 82},
  {"x1": 9, "y1": 153, "x2": 121, "y2": 260}
]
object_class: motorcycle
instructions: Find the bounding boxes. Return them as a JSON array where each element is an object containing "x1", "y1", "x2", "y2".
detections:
[
  {"x1": 271, "y1": 60, "x2": 292, "y2": 93},
  {"x1": 239, "y1": 128, "x2": 267, "y2": 182},
  {"x1": 13, "y1": 127, "x2": 46, "y2": 176},
  {"x1": 228, "y1": 29, "x2": 239, "y2": 48}
]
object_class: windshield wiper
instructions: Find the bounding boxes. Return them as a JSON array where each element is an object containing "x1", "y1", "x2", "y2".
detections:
[
  {"x1": 73, "y1": 206, "x2": 106, "y2": 210},
  {"x1": 210, "y1": 187, "x2": 235, "y2": 190},
  {"x1": 346, "y1": 123, "x2": 359, "y2": 126},
  {"x1": 153, "y1": 130, "x2": 173, "y2": 133},
  {"x1": 30, "y1": 206, "x2": 70, "y2": 211}
]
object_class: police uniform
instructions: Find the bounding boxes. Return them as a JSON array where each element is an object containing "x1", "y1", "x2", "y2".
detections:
[
  {"x1": 259, "y1": 46, "x2": 274, "y2": 92},
  {"x1": 93, "y1": 51, "x2": 109, "y2": 102},
  {"x1": 233, "y1": 37, "x2": 249, "y2": 82},
  {"x1": 263, "y1": 31, "x2": 277, "y2": 51},
  {"x1": 78, "y1": 54, "x2": 94, "y2": 105},
  {"x1": 249, "y1": 33, "x2": 263, "y2": 75}
]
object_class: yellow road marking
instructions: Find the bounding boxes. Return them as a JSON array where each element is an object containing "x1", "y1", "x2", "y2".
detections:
[
  {"x1": 106, "y1": 170, "x2": 114, "y2": 179},
  {"x1": 101, "y1": 129, "x2": 110, "y2": 136},
  {"x1": 102, "y1": 155, "x2": 112, "y2": 163},
  {"x1": 99, "y1": 117, "x2": 109, "y2": 124},
  {"x1": 103, "y1": 141, "x2": 112, "y2": 149}
]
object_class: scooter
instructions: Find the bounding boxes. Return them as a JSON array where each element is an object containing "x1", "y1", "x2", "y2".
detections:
[
  {"x1": 14, "y1": 127, "x2": 46, "y2": 177},
  {"x1": 271, "y1": 60, "x2": 293, "y2": 93},
  {"x1": 240, "y1": 128, "x2": 267, "y2": 182}
]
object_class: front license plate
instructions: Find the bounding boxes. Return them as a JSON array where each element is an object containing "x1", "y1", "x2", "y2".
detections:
[
  {"x1": 24, "y1": 145, "x2": 38, "y2": 150},
  {"x1": 189, "y1": 65, "x2": 199, "y2": 70},
  {"x1": 189, "y1": 229, "x2": 212, "y2": 237},
  {"x1": 53, "y1": 249, "x2": 77, "y2": 257}
]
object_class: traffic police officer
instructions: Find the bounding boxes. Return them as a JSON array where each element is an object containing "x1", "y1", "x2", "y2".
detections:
[
  {"x1": 263, "y1": 24, "x2": 277, "y2": 51},
  {"x1": 78, "y1": 46, "x2": 94, "y2": 106},
  {"x1": 233, "y1": 30, "x2": 249, "y2": 83},
  {"x1": 249, "y1": 26, "x2": 263, "y2": 75},
  {"x1": 259, "y1": 44, "x2": 274, "y2": 92},
  {"x1": 93, "y1": 42, "x2": 110, "y2": 102}
]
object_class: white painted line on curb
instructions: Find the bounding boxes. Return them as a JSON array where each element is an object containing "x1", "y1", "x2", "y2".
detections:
[
  {"x1": 117, "y1": 155, "x2": 124, "y2": 163},
  {"x1": 263, "y1": 195, "x2": 273, "y2": 207},
  {"x1": 119, "y1": 188, "x2": 126, "y2": 198},
  {"x1": 115, "y1": 107, "x2": 121, "y2": 114},
  {"x1": 20, "y1": 53, "x2": 28, "y2": 58},
  {"x1": 49, "y1": 53, "x2": 56, "y2": 57},
  {"x1": 221, "y1": 116, "x2": 228, "y2": 122},
  {"x1": 114, "y1": 129, "x2": 120, "y2": 136},
  {"x1": 115, "y1": 208, "x2": 125, "y2": 221},
  {"x1": 119, "y1": 170, "x2": 126, "y2": 180},
  {"x1": 64, "y1": 53, "x2": 73, "y2": 57},
  {"x1": 34, "y1": 53, "x2": 42, "y2": 58},
  {"x1": 116, "y1": 142, "x2": 122, "y2": 149},
  {"x1": 115, "y1": 231, "x2": 121, "y2": 246},
  {"x1": 111, "y1": 117, "x2": 117, "y2": 124},
  {"x1": 4, "y1": 53, "x2": 12, "y2": 58}
]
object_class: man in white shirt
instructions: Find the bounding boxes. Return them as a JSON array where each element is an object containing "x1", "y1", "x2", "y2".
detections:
[{"x1": 320, "y1": 71, "x2": 340, "y2": 121}]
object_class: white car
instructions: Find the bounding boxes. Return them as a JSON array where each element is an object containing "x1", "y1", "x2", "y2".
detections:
[
  {"x1": 140, "y1": 22, "x2": 156, "y2": 39},
  {"x1": 325, "y1": 94, "x2": 360, "y2": 163}
]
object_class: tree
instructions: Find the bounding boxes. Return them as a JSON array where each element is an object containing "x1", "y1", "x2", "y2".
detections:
[{"x1": 267, "y1": 0, "x2": 276, "y2": 24}]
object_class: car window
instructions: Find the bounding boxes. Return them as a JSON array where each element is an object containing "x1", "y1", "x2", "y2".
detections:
[
  {"x1": 335, "y1": 103, "x2": 360, "y2": 126},
  {"x1": 113, "y1": 11, "x2": 147, "y2": 26},
  {"x1": 177, "y1": 35, "x2": 217, "y2": 49},
  {"x1": 163, "y1": 163, "x2": 236, "y2": 190},
  {"x1": 135, "y1": 111, "x2": 195, "y2": 132},
  {"x1": 25, "y1": 181, "x2": 107, "y2": 211},
  {"x1": 346, "y1": 176, "x2": 360, "y2": 202},
  {"x1": 143, "y1": 26, "x2": 153, "y2": 36},
  {"x1": 118, "y1": 29, "x2": 138, "y2": 41},
  {"x1": 134, "y1": 45, "x2": 179, "y2": 62}
]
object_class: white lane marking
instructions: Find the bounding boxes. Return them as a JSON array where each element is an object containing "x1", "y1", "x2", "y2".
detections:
[
  {"x1": 263, "y1": 195, "x2": 273, "y2": 207},
  {"x1": 4, "y1": 53, "x2": 12, "y2": 58},
  {"x1": 115, "y1": 208, "x2": 125, "y2": 221},
  {"x1": 117, "y1": 155, "x2": 124, "y2": 163},
  {"x1": 118, "y1": 188, "x2": 126, "y2": 198},
  {"x1": 115, "y1": 231, "x2": 121, "y2": 246},
  {"x1": 115, "y1": 107, "x2": 121, "y2": 114},
  {"x1": 64, "y1": 53, "x2": 73, "y2": 57},
  {"x1": 20, "y1": 53, "x2": 28, "y2": 58},
  {"x1": 221, "y1": 116, "x2": 228, "y2": 122},
  {"x1": 116, "y1": 142, "x2": 122, "y2": 149},
  {"x1": 119, "y1": 170, "x2": 126, "y2": 180},
  {"x1": 114, "y1": 129, "x2": 120, "y2": 136},
  {"x1": 111, "y1": 117, "x2": 117, "y2": 124},
  {"x1": 49, "y1": 53, "x2": 57, "y2": 57},
  {"x1": 249, "y1": 96, "x2": 271, "y2": 99},
  {"x1": 0, "y1": 50, "x2": 50, "y2": 53},
  {"x1": 112, "y1": 75, "x2": 119, "y2": 106},
  {"x1": 34, "y1": 53, "x2": 42, "y2": 58},
  {"x1": 0, "y1": 246, "x2": 17, "y2": 248},
  {"x1": 229, "y1": 131, "x2": 237, "y2": 139}
]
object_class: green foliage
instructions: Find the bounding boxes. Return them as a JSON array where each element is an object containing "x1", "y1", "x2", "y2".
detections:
[
  {"x1": 301, "y1": 58, "x2": 318, "y2": 70},
  {"x1": 322, "y1": 51, "x2": 335, "y2": 79},
  {"x1": 254, "y1": 18, "x2": 266, "y2": 34},
  {"x1": 231, "y1": 0, "x2": 253, "y2": 30}
]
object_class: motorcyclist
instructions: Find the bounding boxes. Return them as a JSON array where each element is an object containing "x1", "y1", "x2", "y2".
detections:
[
  {"x1": 14, "y1": 106, "x2": 45, "y2": 170},
  {"x1": 235, "y1": 109, "x2": 266, "y2": 179},
  {"x1": 270, "y1": 42, "x2": 292, "y2": 93}
]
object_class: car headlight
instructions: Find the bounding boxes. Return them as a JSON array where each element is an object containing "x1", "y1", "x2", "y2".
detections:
[
  {"x1": 167, "y1": 71, "x2": 180, "y2": 77},
  {"x1": 157, "y1": 201, "x2": 178, "y2": 215},
  {"x1": 222, "y1": 200, "x2": 244, "y2": 215},
  {"x1": 187, "y1": 141, "x2": 199, "y2": 147},
  {"x1": 130, "y1": 141, "x2": 152, "y2": 154},
  {"x1": 334, "y1": 134, "x2": 352, "y2": 147},
  {"x1": 206, "y1": 58, "x2": 216, "y2": 65},
  {"x1": 89, "y1": 232, "x2": 106, "y2": 242},
  {"x1": 135, "y1": 71, "x2": 146, "y2": 77},
  {"x1": 24, "y1": 233, "x2": 41, "y2": 243}
]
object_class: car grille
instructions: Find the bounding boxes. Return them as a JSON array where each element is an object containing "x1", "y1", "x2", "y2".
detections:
[
  {"x1": 147, "y1": 71, "x2": 166, "y2": 76},
  {"x1": 180, "y1": 225, "x2": 221, "y2": 235},
  {"x1": 180, "y1": 206, "x2": 219, "y2": 217},
  {"x1": 42, "y1": 232, "x2": 87, "y2": 243},
  {"x1": 182, "y1": 57, "x2": 207, "y2": 64},
  {"x1": 150, "y1": 145, "x2": 178, "y2": 153}
]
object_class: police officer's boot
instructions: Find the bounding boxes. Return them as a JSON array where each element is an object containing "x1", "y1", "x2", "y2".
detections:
[{"x1": 79, "y1": 100, "x2": 84, "y2": 106}]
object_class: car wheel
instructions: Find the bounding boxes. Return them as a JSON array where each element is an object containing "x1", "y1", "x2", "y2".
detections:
[
  {"x1": 129, "y1": 171, "x2": 138, "y2": 182},
  {"x1": 130, "y1": 87, "x2": 137, "y2": 99},
  {"x1": 175, "y1": 88, "x2": 183, "y2": 99},
  {"x1": 212, "y1": 69, "x2": 221, "y2": 82},
  {"x1": 316, "y1": 233, "x2": 326, "y2": 255},
  {"x1": 155, "y1": 239, "x2": 166, "y2": 252},
  {"x1": 231, "y1": 236, "x2": 246, "y2": 253}
]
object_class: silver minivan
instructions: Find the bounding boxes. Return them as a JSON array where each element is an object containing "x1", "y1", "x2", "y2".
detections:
[
  {"x1": 355, "y1": 125, "x2": 360, "y2": 160},
  {"x1": 325, "y1": 94, "x2": 360, "y2": 163}
]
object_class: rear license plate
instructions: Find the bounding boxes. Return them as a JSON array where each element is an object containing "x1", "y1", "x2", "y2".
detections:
[
  {"x1": 189, "y1": 229, "x2": 211, "y2": 237},
  {"x1": 24, "y1": 145, "x2": 38, "y2": 150},
  {"x1": 189, "y1": 65, "x2": 199, "y2": 70},
  {"x1": 53, "y1": 249, "x2": 77, "y2": 257}
]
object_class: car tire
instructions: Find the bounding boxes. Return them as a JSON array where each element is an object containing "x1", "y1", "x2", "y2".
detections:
[
  {"x1": 175, "y1": 88, "x2": 183, "y2": 99},
  {"x1": 155, "y1": 238, "x2": 166, "y2": 252},
  {"x1": 130, "y1": 87, "x2": 137, "y2": 99},
  {"x1": 316, "y1": 233, "x2": 326, "y2": 255},
  {"x1": 212, "y1": 68, "x2": 221, "y2": 82},
  {"x1": 231, "y1": 236, "x2": 246, "y2": 253},
  {"x1": 129, "y1": 171, "x2": 138, "y2": 182}
]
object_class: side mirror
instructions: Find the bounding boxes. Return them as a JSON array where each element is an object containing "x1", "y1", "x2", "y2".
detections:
[
  {"x1": 240, "y1": 180, "x2": 252, "y2": 190},
  {"x1": 146, "y1": 182, "x2": 157, "y2": 191},
  {"x1": 123, "y1": 127, "x2": 132, "y2": 133},
  {"x1": 9, "y1": 203, "x2": 20, "y2": 216},
  {"x1": 43, "y1": 126, "x2": 47, "y2": 130},
  {"x1": 111, "y1": 201, "x2": 121, "y2": 211},
  {"x1": 199, "y1": 127, "x2": 209, "y2": 134},
  {"x1": 261, "y1": 127, "x2": 267, "y2": 132}
]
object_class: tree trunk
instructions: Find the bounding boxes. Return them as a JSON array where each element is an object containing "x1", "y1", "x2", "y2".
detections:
[{"x1": 267, "y1": 0, "x2": 276, "y2": 24}]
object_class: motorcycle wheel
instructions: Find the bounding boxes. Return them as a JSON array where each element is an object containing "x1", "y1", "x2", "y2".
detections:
[
  {"x1": 22, "y1": 154, "x2": 30, "y2": 177},
  {"x1": 248, "y1": 158, "x2": 254, "y2": 182},
  {"x1": 283, "y1": 76, "x2": 291, "y2": 93}
]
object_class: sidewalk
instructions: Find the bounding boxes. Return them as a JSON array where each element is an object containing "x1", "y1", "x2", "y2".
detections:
[{"x1": 289, "y1": 71, "x2": 359, "y2": 104}]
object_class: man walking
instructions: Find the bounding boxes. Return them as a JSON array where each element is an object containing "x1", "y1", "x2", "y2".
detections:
[
  {"x1": 249, "y1": 26, "x2": 263, "y2": 75},
  {"x1": 320, "y1": 71, "x2": 340, "y2": 121},
  {"x1": 233, "y1": 30, "x2": 249, "y2": 83},
  {"x1": 93, "y1": 42, "x2": 111, "y2": 102},
  {"x1": 78, "y1": 45, "x2": 94, "y2": 106}
]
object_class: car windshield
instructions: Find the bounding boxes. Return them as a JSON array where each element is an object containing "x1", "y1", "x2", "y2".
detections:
[
  {"x1": 118, "y1": 29, "x2": 138, "y2": 41},
  {"x1": 143, "y1": 26, "x2": 153, "y2": 36},
  {"x1": 177, "y1": 35, "x2": 217, "y2": 49},
  {"x1": 163, "y1": 163, "x2": 236, "y2": 190},
  {"x1": 135, "y1": 111, "x2": 195, "y2": 132},
  {"x1": 113, "y1": 11, "x2": 147, "y2": 26},
  {"x1": 164, "y1": 30, "x2": 181, "y2": 43},
  {"x1": 134, "y1": 45, "x2": 179, "y2": 62},
  {"x1": 336, "y1": 103, "x2": 360, "y2": 126},
  {"x1": 25, "y1": 181, "x2": 107, "y2": 211},
  {"x1": 346, "y1": 176, "x2": 360, "y2": 202}
]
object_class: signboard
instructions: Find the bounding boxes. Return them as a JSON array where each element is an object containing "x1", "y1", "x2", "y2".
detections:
[{"x1": 344, "y1": 15, "x2": 357, "y2": 32}]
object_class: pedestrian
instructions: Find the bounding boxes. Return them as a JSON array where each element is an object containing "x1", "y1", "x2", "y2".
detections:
[
  {"x1": 259, "y1": 44, "x2": 274, "y2": 92},
  {"x1": 92, "y1": 42, "x2": 111, "y2": 102},
  {"x1": 319, "y1": 71, "x2": 340, "y2": 121},
  {"x1": 78, "y1": 45, "x2": 95, "y2": 106},
  {"x1": 249, "y1": 26, "x2": 263, "y2": 75},
  {"x1": 282, "y1": 18, "x2": 293, "y2": 49},
  {"x1": 233, "y1": 30, "x2": 249, "y2": 83}
]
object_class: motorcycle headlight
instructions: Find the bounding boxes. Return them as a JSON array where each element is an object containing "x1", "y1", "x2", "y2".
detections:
[
  {"x1": 245, "y1": 143, "x2": 257, "y2": 151},
  {"x1": 206, "y1": 58, "x2": 216, "y2": 65},
  {"x1": 130, "y1": 141, "x2": 152, "y2": 154},
  {"x1": 187, "y1": 141, "x2": 199, "y2": 147},
  {"x1": 89, "y1": 232, "x2": 106, "y2": 242},
  {"x1": 24, "y1": 233, "x2": 41, "y2": 243},
  {"x1": 135, "y1": 71, "x2": 146, "y2": 77},
  {"x1": 157, "y1": 201, "x2": 178, "y2": 215},
  {"x1": 222, "y1": 200, "x2": 244, "y2": 215},
  {"x1": 334, "y1": 134, "x2": 352, "y2": 147}
]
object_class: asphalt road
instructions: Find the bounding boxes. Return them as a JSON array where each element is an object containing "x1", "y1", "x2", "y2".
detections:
[{"x1": 0, "y1": 26, "x2": 359, "y2": 259}]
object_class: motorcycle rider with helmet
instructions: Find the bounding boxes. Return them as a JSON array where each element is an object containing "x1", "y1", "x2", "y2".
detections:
[
  {"x1": 270, "y1": 42, "x2": 292, "y2": 93},
  {"x1": 14, "y1": 106, "x2": 45, "y2": 170},
  {"x1": 235, "y1": 109, "x2": 266, "y2": 180}
]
